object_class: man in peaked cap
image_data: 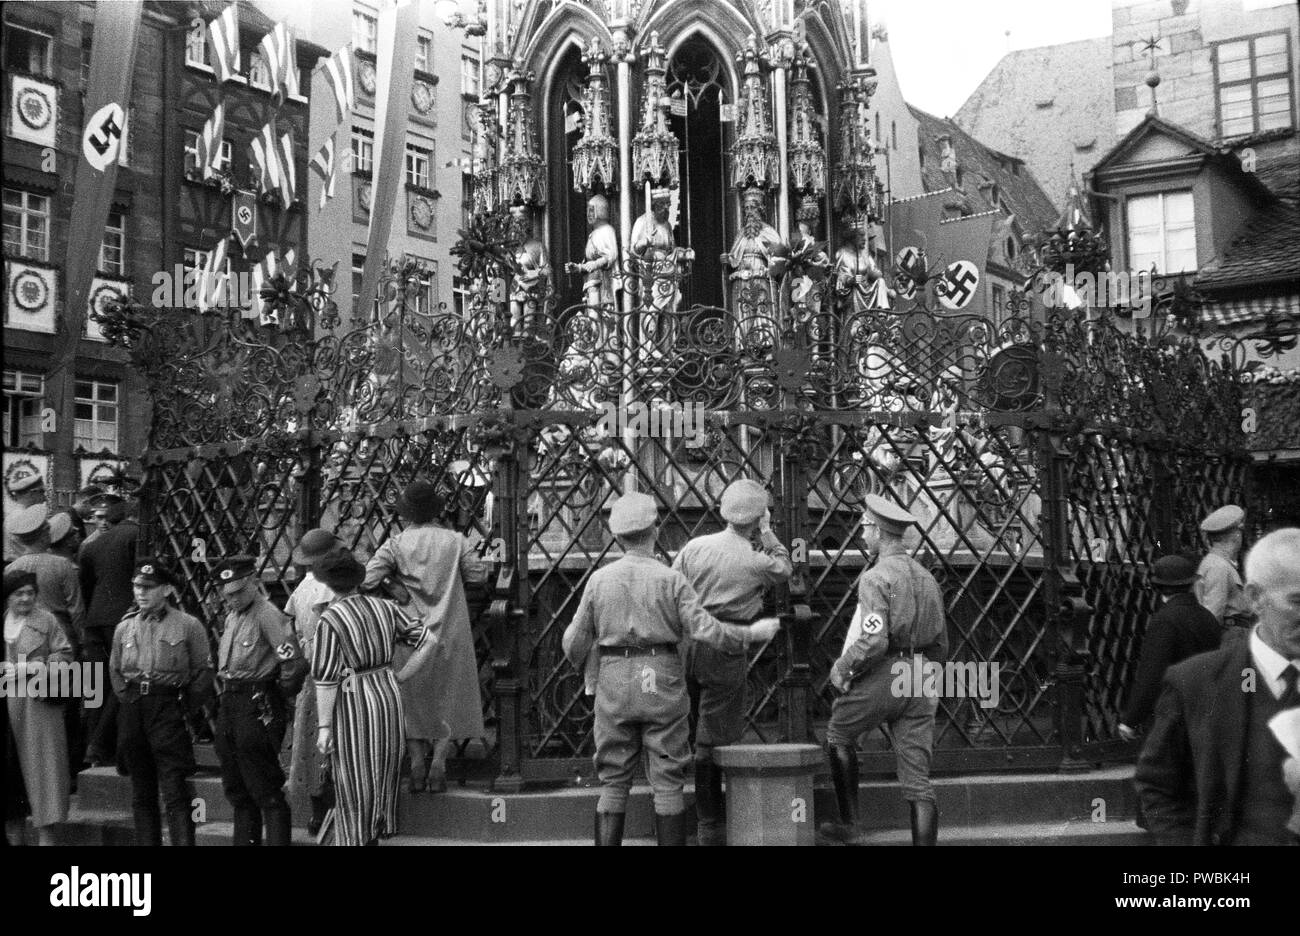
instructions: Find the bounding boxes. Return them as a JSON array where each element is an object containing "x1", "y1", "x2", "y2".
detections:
[
  {"x1": 1195, "y1": 505, "x2": 1253, "y2": 629},
  {"x1": 111, "y1": 557, "x2": 213, "y2": 845},
  {"x1": 211, "y1": 555, "x2": 303, "y2": 846},
  {"x1": 1119, "y1": 555, "x2": 1223, "y2": 744},
  {"x1": 4, "y1": 469, "x2": 47, "y2": 563},
  {"x1": 562, "y1": 492, "x2": 781, "y2": 846},
  {"x1": 821, "y1": 493, "x2": 948, "y2": 847},
  {"x1": 671, "y1": 478, "x2": 792, "y2": 845}
]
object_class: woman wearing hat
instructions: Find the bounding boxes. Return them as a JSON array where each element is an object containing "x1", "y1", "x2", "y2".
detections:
[
  {"x1": 4, "y1": 570, "x2": 72, "y2": 845},
  {"x1": 363, "y1": 481, "x2": 488, "y2": 793},
  {"x1": 311, "y1": 552, "x2": 440, "y2": 845}
]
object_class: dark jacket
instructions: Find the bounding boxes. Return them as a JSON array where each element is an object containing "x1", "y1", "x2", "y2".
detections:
[
  {"x1": 1121, "y1": 591, "x2": 1222, "y2": 729},
  {"x1": 1134, "y1": 636, "x2": 1282, "y2": 846},
  {"x1": 78, "y1": 520, "x2": 139, "y2": 632}
]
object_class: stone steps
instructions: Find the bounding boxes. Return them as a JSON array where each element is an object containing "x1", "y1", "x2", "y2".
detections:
[{"x1": 69, "y1": 763, "x2": 1141, "y2": 844}]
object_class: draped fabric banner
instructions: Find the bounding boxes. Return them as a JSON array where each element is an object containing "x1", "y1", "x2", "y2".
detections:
[
  {"x1": 50, "y1": 0, "x2": 143, "y2": 477},
  {"x1": 357, "y1": 0, "x2": 420, "y2": 321}
]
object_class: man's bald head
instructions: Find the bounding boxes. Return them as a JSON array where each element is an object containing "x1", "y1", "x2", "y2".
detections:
[
  {"x1": 1245, "y1": 528, "x2": 1300, "y2": 590},
  {"x1": 1244, "y1": 527, "x2": 1300, "y2": 659}
]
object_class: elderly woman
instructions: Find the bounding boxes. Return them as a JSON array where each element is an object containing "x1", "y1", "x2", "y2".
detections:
[
  {"x1": 364, "y1": 481, "x2": 489, "y2": 793},
  {"x1": 312, "y1": 552, "x2": 439, "y2": 845},
  {"x1": 4, "y1": 570, "x2": 72, "y2": 846}
]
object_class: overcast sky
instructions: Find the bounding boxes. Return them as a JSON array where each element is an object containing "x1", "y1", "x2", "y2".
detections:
[{"x1": 872, "y1": 0, "x2": 1114, "y2": 117}]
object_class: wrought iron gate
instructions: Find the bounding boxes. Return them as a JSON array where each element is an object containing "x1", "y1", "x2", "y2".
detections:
[{"x1": 100, "y1": 249, "x2": 1268, "y2": 786}]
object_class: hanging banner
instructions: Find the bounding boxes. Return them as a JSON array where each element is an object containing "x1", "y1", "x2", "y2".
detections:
[
  {"x1": 232, "y1": 189, "x2": 259, "y2": 249},
  {"x1": 49, "y1": 0, "x2": 143, "y2": 465},
  {"x1": 358, "y1": 0, "x2": 420, "y2": 321}
]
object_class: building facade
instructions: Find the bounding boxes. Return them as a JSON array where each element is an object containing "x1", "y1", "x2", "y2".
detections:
[{"x1": 2, "y1": 0, "x2": 323, "y2": 503}]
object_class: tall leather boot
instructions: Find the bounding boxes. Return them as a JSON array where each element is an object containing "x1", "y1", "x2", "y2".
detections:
[
  {"x1": 263, "y1": 801, "x2": 292, "y2": 847},
  {"x1": 308, "y1": 795, "x2": 330, "y2": 837},
  {"x1": 910, "y1": 800, "x2": 938, "y2": 846},
  {"x1": 656, "y1": 811, "x2": 688, "y2": 846},
  {"x1": 166, "y1": 808, "x2": 196, "y2": 847},
  {"x1": 133, "y1": 805, "x2": 162, "y2": 847},
  {"x1": 595, "y1": 811, "x2": 625, "y2": 847},
  {"x1": 818, "y1": 744, "x2": 863, "y2": 844},
  {"x1": 694, "y1": 760, "x2": 725, "y2": 846},
  {"x1": 231, "y1": 806, "x2": 262, "y2": 846}
]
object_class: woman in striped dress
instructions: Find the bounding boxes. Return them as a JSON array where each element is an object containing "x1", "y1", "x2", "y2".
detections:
[{"x1": 310, "y1": 552, "x2": 437, "y2": 846}]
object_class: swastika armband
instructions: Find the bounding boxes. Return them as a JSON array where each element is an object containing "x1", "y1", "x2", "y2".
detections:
[
  {"x1": 275, "y1": 641, "x2": 297, "y2": 661},
  {"x1": 862, "y1": 613, "x2": 884, "y2": 635}
]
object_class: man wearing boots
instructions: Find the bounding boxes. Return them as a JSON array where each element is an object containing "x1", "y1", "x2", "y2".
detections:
[
  {"x1": 562, "y1": 493, "x2": 781, "y2": 845},
  {"x1": 672, "y1": 479, "x2": 791, "y2": 844},
  {"x1": 110, "y1": 557, "x2": 213, "y2": 845},
  {"x1": 212, "y1": 556, "x2": 302, "y2": 846},
  {"x1": 820, "y1": 495, "x2": 947, "y2": 846}
]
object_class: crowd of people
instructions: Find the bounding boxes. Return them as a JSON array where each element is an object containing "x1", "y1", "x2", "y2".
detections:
[
  {"x1": 3, "y1": 478, "x2": 485, "y2": 847},
  {"x1": 4, "y1": 471, "x2": 1298, "y2": 847}
]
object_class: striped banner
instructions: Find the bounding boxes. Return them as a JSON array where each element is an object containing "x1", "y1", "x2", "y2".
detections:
[
  {"x1": 207, "y1": 4, "x2": 241, "y2": 82},
  {"x1": 259, "y1": 21, "x2": 299, "y2": 102},
  {"x1": 197, "y1": 102, "x2": 225, "y2": 178},
  {"x1": 277, "y1": 127, "x2": 297, "y2": 206},
  {"x1": 322, "y1": 46, "x2": 354, "y2": 123},
  {"x1": 250, "y1": 121, "x2": 282, "y2": 198},
  {"x1": 197, "y1": 236, "x2": 229, "y2": 313},
  {"x1": 310, "y1": 135, "x2": 335, "y2": 210}
]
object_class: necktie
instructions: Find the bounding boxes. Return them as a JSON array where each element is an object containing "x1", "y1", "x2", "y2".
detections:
[{"x1": 1280, "y1": 663, "x2": 1299, "y2": 709}]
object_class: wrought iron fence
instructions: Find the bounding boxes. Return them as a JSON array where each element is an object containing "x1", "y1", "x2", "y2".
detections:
[{"x1": 101, "y1": 241, "x2": 1290, "y2": 783}]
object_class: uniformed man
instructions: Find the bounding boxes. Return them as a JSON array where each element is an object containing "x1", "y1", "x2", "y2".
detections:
[
  {"x1": 4, "y1": 469, "x2": 47, "y2": 563},
  {"x1": 672, "y1": 478, "x2": 792, "y2": 845},
  {"x1": 562, "y1": 493, "x2": 781, "y2": 846},
  {"x1": 1195, "y1": 504, "x2": 1252, "y2": 628},
  {"x1": 820, "y1": 494, "x2": 948, "y2": 846},
  {"x1": 110, "y1": 557, "x2": 213, "y2": 846},
  {"x1": 212, "y1": 555, "x2": 303, "y2": 846}
]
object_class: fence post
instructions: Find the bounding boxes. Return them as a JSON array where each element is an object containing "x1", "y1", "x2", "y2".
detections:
[
  {"x1": 776, "y1": 415, "x2": 815, "y2": 743},
  {"x1": 487, "y1": 420, "x2": 527, "y2": 792},
  {"x1": 1037, "y1": 339, "x2": 1094, "y2": 773}
]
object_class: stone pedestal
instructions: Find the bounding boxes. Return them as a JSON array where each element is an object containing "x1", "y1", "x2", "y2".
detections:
[{"x1": 715, "y1": 743, "x2": 823, "y2": 846}]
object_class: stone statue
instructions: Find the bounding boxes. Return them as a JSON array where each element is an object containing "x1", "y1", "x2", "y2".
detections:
[
  {"x1": 629, "y1": 187, "x2": 689, "y2": 351},
  {"x1": 790, "y1": 195, "x2": 829, "y2": 307},
  {"x1": 833, "y1": 219, "x2": 890, "y2": 315},
  {"x1": 508, "y1": 204, "x2": 552, "y2": 322},
  {"x1": 565, "y1": 193, "x2": 619, "y2": 311},
  {"x1": 725, "y1": 188, "x2": 787, "y2": 350}
]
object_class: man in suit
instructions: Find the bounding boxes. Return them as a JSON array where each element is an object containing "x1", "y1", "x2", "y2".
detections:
[
  {"x1": 79, "y1": 493, "x2": 139, "y2": 766},
  {"x1": 1118, "y1": 555, "x2": 1222, "y2": 741},
  {"x1": 1136, "y1": 527, "x2": 1300, "y2": 845}
]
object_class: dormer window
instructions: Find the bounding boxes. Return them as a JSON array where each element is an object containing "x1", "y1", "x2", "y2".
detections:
[{"x1": 1127, "y1": 190, "x2": 1195, "y2": 274}]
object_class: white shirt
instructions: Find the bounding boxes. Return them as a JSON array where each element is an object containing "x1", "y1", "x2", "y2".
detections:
[{"x1": 1249, "y1": 627, "x2": 1300, "y2": 701}]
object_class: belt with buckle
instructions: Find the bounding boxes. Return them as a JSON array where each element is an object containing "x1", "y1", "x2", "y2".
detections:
[
  {"x1": 124, "y1": 677, "x2": 182, "y2": 701},
  {"x1": 599, "y1": 644, "x2": 677, "y2": 658},
  {"x1": 219, "y1": 677, "x2": 277, "y2": 694}
]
